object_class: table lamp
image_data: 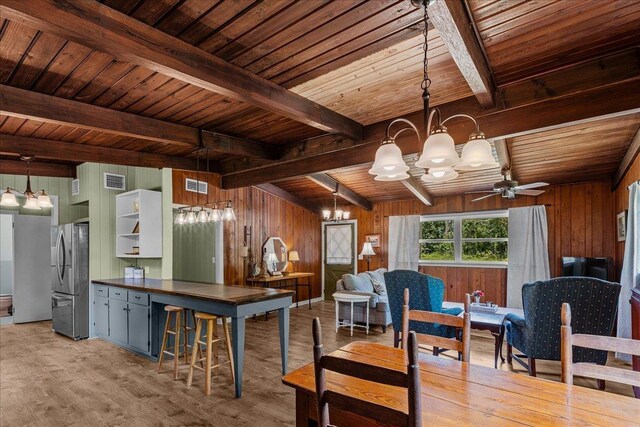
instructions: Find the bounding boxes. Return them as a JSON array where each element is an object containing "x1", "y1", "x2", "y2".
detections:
[
  {"x1": 289, "y1": 250, "x2": 300, "y2": 273},
  {"x1": 360, "y1": 242, "x2": 376, "y2": 271}
]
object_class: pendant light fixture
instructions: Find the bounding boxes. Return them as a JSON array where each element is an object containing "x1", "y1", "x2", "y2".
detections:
[
  {"x1": 322, "y1": 186, "x2": 350, "y2": 222},
  {"x1": 369, "y1": 0, "x2": 495, "y2": 183},
  {"x1": 1, "y1": 156, "x2": 53, "y2": 209},
  {"x1": 174, "y1": 148, "x2": 236, "y2": 225}
]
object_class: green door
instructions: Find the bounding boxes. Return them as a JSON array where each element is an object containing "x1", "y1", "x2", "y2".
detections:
[{"x1": 324, "y1": 223, "x2": 355, "y2": 300}]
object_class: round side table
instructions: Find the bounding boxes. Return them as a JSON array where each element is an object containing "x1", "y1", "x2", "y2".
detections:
[{"x1": 332, "y1": 292, "x2": 370, "y2": 336}]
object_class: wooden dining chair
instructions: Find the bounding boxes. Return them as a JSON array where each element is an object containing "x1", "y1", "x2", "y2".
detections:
[
  {"x1": 561, "y1": 303, "x2": 640, "y2": 393},
  {"x1": 402, "y1": 289, "x2": 471, "y2": 362},
  {"x1": 312, "y1": 318, "x2": 422, "y2": 427}
]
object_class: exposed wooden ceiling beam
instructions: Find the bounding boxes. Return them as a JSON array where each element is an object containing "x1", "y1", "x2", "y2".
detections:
[
  {"x1": 0, "y1": 134, "x2": 217, "y2": 172},
  {"x1": 253, "y1": 183, "x2": 319, "y2": 213},
  {"x1": 401, "y1": 177, "x2": 433, "y2": 206},
  {"x1": 0, "y1": 0, "x2": 363, "y2": 140},
  {"x1": 429, "y1": 0, "x2": 495, "y2": 107},
  {"x1": 493, "y1": 139, "x2": 510, "y2": 172},
  {"x1": 201, "y1": 131, "x2": 280, "y2": 160},
  {"x1": 612, "y1": 126, "x2": 640, "y2": 190},
  {"x1": 0, "y1": 158, "x2": 76, "y2": 178},
  {"x1": 0, "y1": 84, "x2": 198, "y2": 147},
  {"x1": 222, "y1": 74, "x2": 640, "y2": 189},
  {"x1": 306, "y1": 173, "x2": 372, "y2": 211}
]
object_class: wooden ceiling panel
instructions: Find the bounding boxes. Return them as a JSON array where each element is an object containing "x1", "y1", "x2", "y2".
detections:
[
  {"x1": 510, "y1": 114, "x2": 640, "y2": 185},
  {"x1": 468, "y1": 0, "x2": 640, "y2": 84},
  {"x1": 291, "y1": 31, "x2": 473, "y2": 125}
]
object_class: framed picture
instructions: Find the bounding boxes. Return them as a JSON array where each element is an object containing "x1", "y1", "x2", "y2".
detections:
[
  {"x1": 616, "y1": 211, "x2": 627, "y2": 242},
  {"x1": 365, "y1": 234, "x2": 381, "y2": 248}
]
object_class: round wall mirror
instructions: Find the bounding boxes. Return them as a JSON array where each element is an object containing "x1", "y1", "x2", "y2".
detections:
[{"x1": 263, "y1": 237, "x2": 287, "y2": 273}]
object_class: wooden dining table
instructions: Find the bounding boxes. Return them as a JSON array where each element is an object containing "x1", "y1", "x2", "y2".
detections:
[{"x1": 282, "y1": 341, "x2": 639, "y2": 426}]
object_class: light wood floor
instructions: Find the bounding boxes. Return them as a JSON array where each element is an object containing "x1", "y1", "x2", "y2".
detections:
[{"x1": 0, "y1": 301, "x2": 635, "y2": 426}]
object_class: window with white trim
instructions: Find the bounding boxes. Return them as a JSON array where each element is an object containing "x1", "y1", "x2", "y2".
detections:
[{"x1": 419, "y1": 211, "x2": 508, "y2": 266}]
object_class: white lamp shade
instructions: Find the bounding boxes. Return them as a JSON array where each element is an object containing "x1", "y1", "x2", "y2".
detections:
[
  {"x1": 174, "y1": 211, "x2": 186, "y2": 224},
  {"x1": 421, "y1": 166, "x2": 459, "y2": 183},
  {"x1": 415, "y1": 131, "x2": 459, "y2": 168},
  {"x1": 222, "y1": 206, "x2": 236, "y2": 221},
  {"x1": 360, "y1": 242, "x2": 376, "y2": 256},
  {"x1": 342, "y1": 211, "x2": 350, "y2": 220},
  {"x1": 289, "y1": 250, "x2": 300, "y2": 262},
  {"x1": 0, "y1": 190, "x2": 19, "y2": 207},
  {"x1": 197, "y1": 209, "x2": 208, "y2": 223},
  {"x1": 322, "y1": 210, "x2": 331, "y2": 220},
  {"x1": 185, "y1": 210, "x2": 196, "y2": 224},
  {"x1": 37, "y1": 193, "x2": 53, "y2": 208},
  {"x1": 23, "y1": 196, "x2": 41, "y2": 210},
  {"x1": 266, "y1": 253, "x2": 279, "y2": 263},
  {"x1": 368, "y1": 142, "x2": 409, "y2": 180},
  {"x1": 456, "y1": 138, "x2": 499, "y2": 171},
  {"x1": 209, "y1": 208, "x2": 222, "y2": 222}
]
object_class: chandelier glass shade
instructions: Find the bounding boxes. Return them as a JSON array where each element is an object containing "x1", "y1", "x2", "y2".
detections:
[
  {"x1": 368, "y1": 138, "x2": 410, "y2": 181},
  {"x1": 456, "y1": 134, "x2": 498, "y2": 171},
  {"x1": 0, "y1": 156, "x2": 53, "y2": 210},
  {"x1": 421, "y1": 166, "x2": 458, "y2": 183},
  {"x1": 414, "y1": 126, "x2": 459, "y2": 169}
]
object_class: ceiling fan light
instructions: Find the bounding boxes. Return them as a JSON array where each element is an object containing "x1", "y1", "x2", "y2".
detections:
[
  {"x1": 368, "y1": 139, "x2": 409, "y2": 180},
  {"x1": 415, "y1": 129, "x2": 459, "y2": 169},
  {"x1": 23, "y1": 195, "x2": 41, "y2": 210},
  {"x1": 456, "y1": 136, "x2": 499, "y2": 171},
  {"x1": 37, "y1": 191, "x2": 53, "y2": 208},
  {"x1": 421, "y1": 166, "x2": 458, "y2": 183},
  {"x1": 0, "y1": 188, "x2": 19, "y2": 207}
]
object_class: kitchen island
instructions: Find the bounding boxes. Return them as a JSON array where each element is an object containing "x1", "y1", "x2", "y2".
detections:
[{"x1": 91, "y1": 278, "x2": 294, "y2": 397}]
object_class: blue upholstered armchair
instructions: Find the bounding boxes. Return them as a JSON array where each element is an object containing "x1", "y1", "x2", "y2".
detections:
[
  {"x1": 505, "y1": 277, "x2": 621, "y2": 376},
  {"x1": 385, "y1": 270, "x2": 462, "y2": 348}
]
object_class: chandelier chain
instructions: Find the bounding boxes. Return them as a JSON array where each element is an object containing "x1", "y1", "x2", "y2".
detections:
[{"x1": 420, "y1": 1, "x2": 430, "y2": 131}]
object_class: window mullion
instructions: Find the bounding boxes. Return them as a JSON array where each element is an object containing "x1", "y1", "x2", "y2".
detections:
[{"x1": 454, "y1": 217, "x2": 462, "y2": 262}]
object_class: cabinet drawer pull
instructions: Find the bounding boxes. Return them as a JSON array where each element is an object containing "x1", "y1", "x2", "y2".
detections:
[
  {"x1": 135, "y1": 296, "x2": 140, "y2": 299},
  {"x1": 104, "y1": 303, "x2": 108, "y2": 306}
]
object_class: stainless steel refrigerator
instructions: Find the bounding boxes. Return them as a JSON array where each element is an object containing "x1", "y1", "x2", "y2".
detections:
[{"x1": 51, "y1": 223, "x2": 89, "y2": 339}]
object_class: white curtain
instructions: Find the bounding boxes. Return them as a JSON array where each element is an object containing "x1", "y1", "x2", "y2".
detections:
[
  {"x1": 388, "y1": 215, "x2": 420, "y2": 271},
  {"x1": 507, "y1": 206, "x2": 550, "y2": 308},
  {"x1": 617, "y1": 181, "x2": 639, "y2": 362}
]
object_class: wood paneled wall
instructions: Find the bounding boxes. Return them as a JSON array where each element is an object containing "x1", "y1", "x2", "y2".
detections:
[
  {"x1": 172, "y1": 171, "x2": 322, "y2": 300},
  {"x1": 351, "y1": 180, "x2": 616, "y2": 306},
  {"x1": 614, "y1": 154, "x2": 640, "y2": 278}
]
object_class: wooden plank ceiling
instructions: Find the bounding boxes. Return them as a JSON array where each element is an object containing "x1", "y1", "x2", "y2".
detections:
[{"x1": 0, "y1": 0, "x2": 639, "y2": 210}]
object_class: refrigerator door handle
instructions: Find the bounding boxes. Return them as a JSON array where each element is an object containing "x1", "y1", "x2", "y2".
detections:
[
  {"x1": 55, "y1": 230, "x2": 63, "y2": 287},
  {"x1": 60, "y1": 231, "x2": 66, "y2": 281}
]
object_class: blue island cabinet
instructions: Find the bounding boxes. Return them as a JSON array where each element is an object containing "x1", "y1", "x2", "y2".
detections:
[{"x1": 91, "y1": 283, "x2": 150, "y2": 356}]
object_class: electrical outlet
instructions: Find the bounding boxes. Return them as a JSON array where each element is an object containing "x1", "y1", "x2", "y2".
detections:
[
  {"x1": 211, "y1": 256, "x2": 215, "y2": 264},
  {"x1": 358, "y1": 254, "x2": 363, "y2": 260}
]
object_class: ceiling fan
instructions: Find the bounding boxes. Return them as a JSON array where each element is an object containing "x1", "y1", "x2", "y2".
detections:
[{"x1": 468, "y1": 171, "x2": 548, "y2": 202}]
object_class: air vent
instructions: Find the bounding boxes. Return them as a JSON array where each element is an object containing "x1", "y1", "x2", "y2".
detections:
[
  {"x1": 104, "y1": 173, "x2": 126, "y2": 191},
  {"x1": 71, "y1": 179, "x2": 80, "y2": 196},
  {"x1": 185, "y1": 178, "x2": 208, "y2": 194}
]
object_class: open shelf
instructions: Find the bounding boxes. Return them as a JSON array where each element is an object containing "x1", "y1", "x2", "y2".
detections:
[
  {"x1": 118, "y1": 233, "x2": 140, "y2": 237},
  {"x1": 119, "y1": 212, "x2": 140, "y2": 218},
  {"x1": 116, "y1": 189, "x2": 162, "y2": 258}
]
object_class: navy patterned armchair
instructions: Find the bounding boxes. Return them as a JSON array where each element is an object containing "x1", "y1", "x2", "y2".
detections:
[
  {"x1": 385, "y1": 270, "x2": 462, "y2": 348},
  {"x1": 505, "y1": 277, "x2": 621, "y2": 376}
]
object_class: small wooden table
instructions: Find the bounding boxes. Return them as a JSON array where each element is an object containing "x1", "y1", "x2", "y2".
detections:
[
  {"x1": 283, "y1": 341, "x2": 640, "y2": 426},
  {"x1": 333, "y1": 292, "x2": 370, "y2": 336},
  {"x1": 247, "y1": 272, "x2": 313, "y2": 309},
  {"x1": 443, "y1": 301, "x2": 523, "y2": 369}
]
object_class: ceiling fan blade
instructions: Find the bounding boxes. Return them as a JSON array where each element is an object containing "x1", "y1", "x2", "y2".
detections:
[
  {"x1": 517, "y1": 189, "x2": 545, "y2": 196},
  {"x1": 472, "y1": 193, "x2": 501, "y2": 202},
  {"x1": 514, "y1": 182, "x2": 549, "y2": 191},
  {"x1": 465, "y1": 190, "x2": 499, "y2": 194}
]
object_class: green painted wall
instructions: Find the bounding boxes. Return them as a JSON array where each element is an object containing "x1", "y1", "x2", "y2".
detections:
[
  {"x1": 172, "y1": 211, "x2": 217, "y2": 282},
  {"x1": 71, "y1": 163, "x2": 170, "y2": 281},
  {"x1": 0, "y1": 174, "x2": 88, "y2": 223}
]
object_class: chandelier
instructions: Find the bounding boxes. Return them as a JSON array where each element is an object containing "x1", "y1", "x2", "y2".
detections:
[
  {"x1": 369, "y1": 0, "x2": 497, "y2": 183},
  {"x1": 0, "y1": 155, "x2": 53, "y2": 209},
  {"x1": 322, "y1": 188, "x2": 350, "y2": 222},
  {"x1": 174, "y1": 149, "x2": 235, "y2": 225}
]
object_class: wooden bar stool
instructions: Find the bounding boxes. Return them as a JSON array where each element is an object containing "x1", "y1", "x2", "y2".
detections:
[
  {"x1": 186, "y1": 312, "x2": 235, "y2": 396},
  {"x1": 158, "y1": 305, "x2": 201, "y2": 380}
]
